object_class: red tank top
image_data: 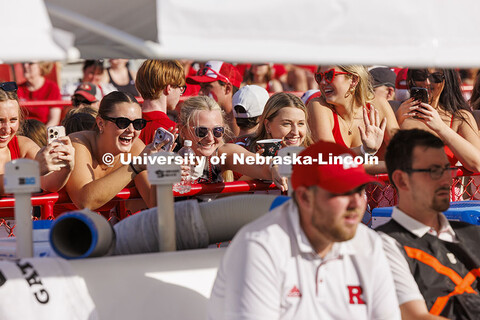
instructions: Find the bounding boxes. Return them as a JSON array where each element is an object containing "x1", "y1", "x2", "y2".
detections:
[
  {"x1": 331, "y1": 104, "x2": 372, "y2": 148},
  {"x1": 332, "y1": 111, "x2": 348, "y2": 147},
  {"x1": 8, "y1": 136, "x2": 20, "y2": 160}
]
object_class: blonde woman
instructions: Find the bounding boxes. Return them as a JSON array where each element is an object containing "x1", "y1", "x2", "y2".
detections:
[
  {"x1": 248, "y1": 92, "x2": 313, "y2": 152},
  {"x1": 178, "y1": 96, "x2": 288, "y2": 191},
  {"x1": 307, "y1": 65, "x2": 399, "y2": 165},
  {"x1": 0, "y1": 82, "x2": 74, "y2": 195}
]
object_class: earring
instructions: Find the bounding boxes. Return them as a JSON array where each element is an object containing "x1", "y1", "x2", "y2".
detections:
[
  {"x1": 344, "y1": 86, "x2": 355, "y2": 98},
  {"x1": 99, "y1": 128, "x2": 103, "y2": 134}
]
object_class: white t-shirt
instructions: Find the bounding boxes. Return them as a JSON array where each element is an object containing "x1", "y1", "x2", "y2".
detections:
[
  {"x1": 378, "y1": 207, "x2": 457, "y2": 305},
  {"x1": 208, "y1": 200, "x2": 400, "y2": 320}
]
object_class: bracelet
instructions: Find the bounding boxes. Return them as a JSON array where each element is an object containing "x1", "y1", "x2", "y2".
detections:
[
  {"x1": 130, "y1": 162, "x2": 140, "y2": 175},
  {"x1": 360, "y1": 145, "x2": 377, "y2": 156}
]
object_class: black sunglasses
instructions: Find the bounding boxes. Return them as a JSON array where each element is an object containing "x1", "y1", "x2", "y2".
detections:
[
  {"x1": 193, "y1": 126, "x2": 225, "y2": 138},
  {"x1": 411, "y1": 71, "x2": 445, "y2": 83},
  {"x1": 103, "y1": 116, "x2": 148, "y2": 130},
  {"x1": 0, "y1": 82, "x2": 18, "y2": 92}
]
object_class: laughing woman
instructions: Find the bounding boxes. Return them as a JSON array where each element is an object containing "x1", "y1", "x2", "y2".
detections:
[
  {"x1": 66, "y1": 91, "x2": 163, "y2": 210},
  {"x1": 0, "y1": 82, "x2": 74, "y2": 195},
  {"x1": 306, "y1": 65, "x2": 398, "y2": 159}
]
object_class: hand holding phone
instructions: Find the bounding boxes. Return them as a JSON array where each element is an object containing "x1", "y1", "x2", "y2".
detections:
[
  {"x1": 410, "y1": 87, "x2": 429, "y2": 104},
  {"x1": 47, "y1": 126, "x2": 66, "y2": 144},
  {"x1": 153, "y1": 127, "x2": 175, "y2": 151}
]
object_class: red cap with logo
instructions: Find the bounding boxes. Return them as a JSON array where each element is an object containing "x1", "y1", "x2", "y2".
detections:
[
  {"x1": 291, "y1": 141, "x2": 380, "y2": 194},
  {"x1": 73, "y1": 82, "x2": 102, "y2": 102},
  {"x1": 187, "y1": 61, "x2": 243, "y2": 88}
]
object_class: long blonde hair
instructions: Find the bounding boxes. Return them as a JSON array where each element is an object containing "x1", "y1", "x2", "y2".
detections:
[
  {"x1": 338, "y1": 65, "x2": 375, "y2": 107},
  {"x1": 249, "y1": 92, "x2": 313, "y2": 151}
]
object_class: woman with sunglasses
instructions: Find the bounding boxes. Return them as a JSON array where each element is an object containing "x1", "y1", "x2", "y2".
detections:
[
  {"x1": 307, "y1": 65, "x2": 398, "y2": 167},
  {"x1": 178, "y1": 96, "x2": 288, "y2": 190},
  {"x1": 65, "y1": 91, "x2": 165, "y2": 210},
  {"x1": 397, "y1": 68, "x2": 480, "y2": 172},
  {"x1": 0, "y1": 82, "x2": 75, "y2": 195}
]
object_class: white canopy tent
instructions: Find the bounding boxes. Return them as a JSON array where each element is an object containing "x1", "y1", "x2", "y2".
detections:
[
  {"x1": 1, "y1": 0, "x2": 78, "y2": 63},
  {"x1": 44, "y1": 0, "x2": 480, "y2": 67}
]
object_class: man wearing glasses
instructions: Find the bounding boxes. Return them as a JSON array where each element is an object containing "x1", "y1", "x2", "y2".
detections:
[
  {"x1": 187, "y1": 61, "x2": 243, "y2": 136},
  {"x1": 378, "y1": 128, "x2": 480, "y2": 319}
]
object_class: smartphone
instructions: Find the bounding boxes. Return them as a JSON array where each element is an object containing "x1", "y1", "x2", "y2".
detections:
[
  {"x1": 153, "y1": 127, "x2": 175, "y2": 151},
  {"x1": 410, "y1": 87, "x2": 429, "y2": 104},
  {"x1": 47, "y1": 126, "x2": 66, "y2": 144}
]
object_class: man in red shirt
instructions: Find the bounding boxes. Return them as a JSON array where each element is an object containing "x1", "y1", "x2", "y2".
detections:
[{"x1": 135, "y1": 60, "x2": 185, "y2": 144}]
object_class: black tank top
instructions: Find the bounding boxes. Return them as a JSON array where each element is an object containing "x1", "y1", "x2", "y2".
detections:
[{"x1": 107, "y1": 68, "x2": 139, "y2": 97}]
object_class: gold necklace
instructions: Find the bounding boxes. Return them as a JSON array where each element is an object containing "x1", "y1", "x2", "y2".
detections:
[{"x1": 338, "y1": 107, "x2": 361, "y2": 135}]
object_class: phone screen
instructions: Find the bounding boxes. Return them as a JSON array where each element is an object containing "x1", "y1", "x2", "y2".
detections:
[{"x1": 410, "y1": 87, "x2": 428, "y2": 104}]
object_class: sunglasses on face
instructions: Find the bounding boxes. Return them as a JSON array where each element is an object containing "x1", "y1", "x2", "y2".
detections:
[
  {"x1": 193, "y1": 126, "x2": 225, "y2": 138},
  {"x1": 197, "y1": 67, "x2": 230, "y2": 84},
  {"x1": 411, "y1": 71, "x2": 445, "y2": 83},
  {"x1": 315, "y1": 69, "x2": 350, "y2": 84},
  {"x1": 102, "y1": 116, "x2": 148, "y2": 130},
  {"x1": 0, "y1": 82, "x2": 18, "y2": 92}
]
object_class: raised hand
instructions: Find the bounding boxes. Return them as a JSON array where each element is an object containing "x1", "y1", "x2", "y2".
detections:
[{"x1": 358, "y1": 107, "x2": 387, "y2": 154}]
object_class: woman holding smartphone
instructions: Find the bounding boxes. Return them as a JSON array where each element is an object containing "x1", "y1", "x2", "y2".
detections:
[
  {"x1": 0, "y1": 82, "x2": 75, "y2": 195},
  {"x1": 306, "y1": 65, "x2": 398, "y2": 172},
  {"x1": 66, "y1": 91, "x2": 165, "y2": 210},
  {"x1": 397, "y1": 68, "x2": 480, "y2": 172},
  {"x1": 177, "y1": 96, "x2": 288, "y2": 190}
]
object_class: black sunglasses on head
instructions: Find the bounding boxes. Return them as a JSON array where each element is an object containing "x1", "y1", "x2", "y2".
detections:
[
  {"x1": 193, "y1": 126, "x2": 225, "y2": 138},
  {"x1": 0, "y1": 82, "x2": 18, "y2": 92},
  {"x1": 102, "y1": 116, "x2": 148, "y2": 130},
  {"x1": 411, "y1": 71, "x2": 445, "y2": 83}
]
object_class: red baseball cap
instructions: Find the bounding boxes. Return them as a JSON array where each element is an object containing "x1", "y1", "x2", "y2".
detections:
[
  {"x1": 187, "y1": 61, "x2": 243, "y2": 88},
  {"x1": 291, "y1": 141, "x2": 380, "y2": 194},
  {"x1": 73, "y1": 82, "x2": 102, "y2": 102}
]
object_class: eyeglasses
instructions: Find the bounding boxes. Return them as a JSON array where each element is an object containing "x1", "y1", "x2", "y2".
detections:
[
  {"x1": 193, "y1": 126, "x2": 225, "y2": 138},
  {"x1": 176, "y1": 85, "x2": 187, "y2": 95},
  {"x1": 0, "y1": 82, "x2": 18, "y2": 92},
  {"x1": 197, "y1": 67, "x2": 230, "y2": 84},
  {"x1": 406, "y1": 165, "x2": 457, "y2": 180},
  {"x1": 315, "y1": 69, "x2": 350, "y2": 84},
  {"x1": 411, "y1": 71, "x2": 445, "y2": 83},
  {"x1": 102, "y1": 116, "x2": 148, "y2": 130}
]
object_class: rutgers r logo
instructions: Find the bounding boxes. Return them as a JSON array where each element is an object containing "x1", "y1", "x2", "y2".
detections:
[{"x1": 347, "y1": 285, "x2": 365, "y2": 304}]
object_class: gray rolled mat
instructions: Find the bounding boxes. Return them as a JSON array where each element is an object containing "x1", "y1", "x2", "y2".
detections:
[
  {"x1": 199, "y1": 194, "x2": 278, "y2": 244},
  {"x1": 113, "y1": 199, "x2": 209, "y2": 255}
]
